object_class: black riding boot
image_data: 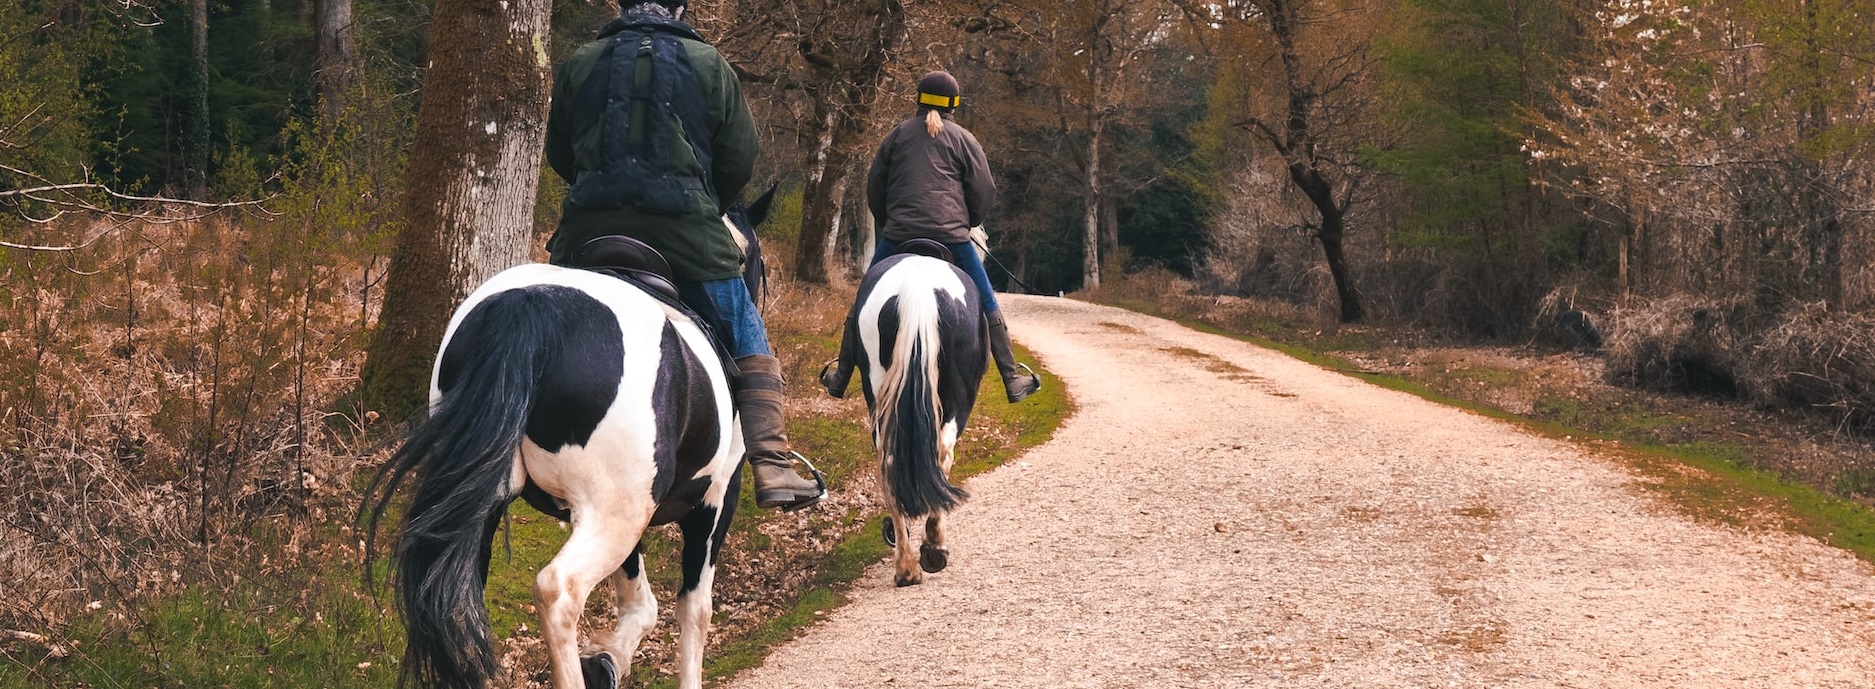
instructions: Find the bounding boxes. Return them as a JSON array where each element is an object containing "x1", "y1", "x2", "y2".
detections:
[
  {"x1": 735, "y1": 355, "x2": 826, "y2": 511},
  {"x1": 985, "y1": 310, "x2": 1041, "y2": 403},
  {"x1": 818, "y1": 311, "x2": 861, "y2": 399}
]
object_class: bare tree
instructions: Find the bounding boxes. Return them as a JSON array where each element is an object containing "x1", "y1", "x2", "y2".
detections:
[
  {"x1": 187, "y1": 0, "x2": 210, "y2": 199},
  {"x1": 358, "y1": 0, "x2": 553, "y2": 420},
  {"x1": 711, "y1": 0, "x2": 908, "y2": 284},
  {"x1": 1201, "y1": 0, "x2": 1378, "y2": 322},
  {"x1": 980, "y1": 0, "x2": 1176, "y2": 290}
]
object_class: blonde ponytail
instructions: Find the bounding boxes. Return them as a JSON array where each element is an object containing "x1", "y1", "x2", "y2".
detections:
[{"x1": 925, "y1": 109, "x2": 942, "y2": 137}]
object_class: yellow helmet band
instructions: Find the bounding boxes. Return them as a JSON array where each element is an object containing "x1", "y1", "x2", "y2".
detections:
[{"x1": 918, "y1": 92, "x2": 961, "y2": 109}]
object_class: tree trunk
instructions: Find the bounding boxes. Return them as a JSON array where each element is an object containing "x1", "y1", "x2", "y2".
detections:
[
  {"x1": 856, "y1": 194, "x2": 876, "y2": 277},
  {"x1": 187, "y1": 0, "x2": 210, "y2": 200},
  {"x1": 1082, "y1": 115, "x2": 1104, "y2": 290},
  {"x1": 794, "y1": 103, "x2": 846, "y2": 284},
  {"x1": 1620, "y1": 203, "x2": 1636, "y2": 296},
  {"x1": 1315, "y1": 201, "x2": 1364, "y2": 323},
  {"x1": 1100, "y1": 192, "x2": 1120, "y2": 265},
  {"x1": 357, "y1": 0, "x2": 553, "y2": 422},
  {"x1": 785, "y1": 0, "x2": 905, "y2": 284},
  {"x1": 313, "y1": 0, "x2": 356, "y2": 119},
  {"x1": 822, "y1": 169, "x2": 849, "y2": 282}
]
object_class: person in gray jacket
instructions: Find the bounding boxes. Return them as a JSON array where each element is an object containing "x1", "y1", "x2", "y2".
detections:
[{"x1": 818, "y1": 71, "x2": 1041, "y2": 403}]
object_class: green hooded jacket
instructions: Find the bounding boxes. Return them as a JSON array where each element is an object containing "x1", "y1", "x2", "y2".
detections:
[{"x1": 544, "y1": 15, "x2": 758, "y2": 281}]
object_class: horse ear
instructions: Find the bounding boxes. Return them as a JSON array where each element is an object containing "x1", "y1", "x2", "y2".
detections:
[{"x1": 746, "y1": 183, "x2": 779, "y2": 228}]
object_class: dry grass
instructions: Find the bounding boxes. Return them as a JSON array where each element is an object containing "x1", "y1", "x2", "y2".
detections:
[
  {"x1": 1603, "y1": 294, "x2": 1750, "y2": 396},
  {"x1": 0, "y1": 213, "x2": 384, "y2": 641},
  {"x1": 1742, "y1": 304, "x2": 1875, "y2": 433},
  {"x1": 1604, "y1": 294, "x2": 1875, "y2": 433}
]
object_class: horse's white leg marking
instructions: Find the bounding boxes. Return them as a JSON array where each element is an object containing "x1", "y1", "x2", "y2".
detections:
[
  {"x1": 890, "y1": 505, "x2": 921, "y2": 587},
  {"x1": 535, "y1": 504, "x2": 652, "y2": 689},
  {"x1": 924, "y1": 510, "x2": 946, "y2": 549},
  {"x1": 674, "y1": 564, "x2": 715, "y2": 689},
  {"x1": 598, "y1": 551, "x2": 656, "y2": 665}
]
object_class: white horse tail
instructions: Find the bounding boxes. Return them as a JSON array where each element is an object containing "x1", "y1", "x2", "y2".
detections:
[
  {"x1": 362, "y1": 284, "x2": 575, "y2": 689},
  {"x1": 874, "y1": 281, "x2": 968, "y2": 517}
]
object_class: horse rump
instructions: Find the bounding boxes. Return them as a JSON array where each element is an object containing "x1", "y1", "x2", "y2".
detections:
[
  {"x1": 362, "y1": 285, "x2": 583, "y2": 689},
  {"x1": 872, "y1": 280, "x2": 969, "y2": 518}
]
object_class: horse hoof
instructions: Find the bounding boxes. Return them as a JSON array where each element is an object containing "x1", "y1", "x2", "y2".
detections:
[
  {"x1": 882, "y1": 517, "x2": 897, "y2": 547},
  {"x1": 895, "y1": 571, "x2": 922, "y2": 587},
  {"x1": 580, "y1": 652, "x2": 619, "y2": 689},
  {"x1": 919, "y1": 544, "x2": 949, "y2": 573}
]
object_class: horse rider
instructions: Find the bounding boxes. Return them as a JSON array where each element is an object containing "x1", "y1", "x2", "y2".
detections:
[
  {"x1": 820, "y1": 71, "x2": 1042, "y2": 403},
  {"x1": 543, "y1": 0, "x2": 824, "y2": 511}
]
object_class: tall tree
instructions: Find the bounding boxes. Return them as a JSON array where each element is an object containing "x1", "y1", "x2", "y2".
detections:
[
  {"x1": 187, "y1": 0, "x2": 211, "y2": 199},
  {"x1": 358, "y1": 0, "x2": 553, "y2": 420},
  {"x1": 1370, "y1": 0, "x2": 1575, "y2": 333},
  {"x1": 991, "y1": 0, "x2": 1175, "y2": 289},
  {"x1": 1530, "y1": 0, "x2": 1874, "y2": 305},
  {"x1": 314, "y1": 0, "x2": 357, "y2": 118}
]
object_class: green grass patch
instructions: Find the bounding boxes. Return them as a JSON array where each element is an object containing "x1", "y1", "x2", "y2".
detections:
[{"x1": 4, "y1": 570, "x2": 402, "y2": 689}]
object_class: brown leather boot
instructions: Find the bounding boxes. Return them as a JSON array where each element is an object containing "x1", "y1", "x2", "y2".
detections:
[
  {"x1": 817, "y1": 311, "x2": 861, "y2": 399},
  {"x1": 985, "y1": 310, "x2": 1041, "y2": 403},
  {"x1": 735, "y1": 355, "x2": 826, "y2": 511}
]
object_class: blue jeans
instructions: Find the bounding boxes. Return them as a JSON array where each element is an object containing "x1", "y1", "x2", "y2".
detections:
[
  {"x1": 871, "y1": 238, "x2": 1000, "y2": 314},
  {"x1": 677, "y1": 277, "x2": 772, "y2": 358}
]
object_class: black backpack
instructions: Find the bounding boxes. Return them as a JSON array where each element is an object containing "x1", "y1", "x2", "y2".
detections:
[{"x1": 565, "y1": 16, "x2": 719, "y2": 216}]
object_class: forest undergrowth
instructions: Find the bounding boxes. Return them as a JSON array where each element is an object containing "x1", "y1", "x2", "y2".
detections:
[{"x1": 0, "y1": 212, "x2": 1069, "y2": 687}]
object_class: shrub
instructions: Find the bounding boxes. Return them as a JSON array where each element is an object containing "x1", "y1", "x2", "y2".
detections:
[
  {"x1": 1603, "y1": 295, "x2": 1750, "y2": 397},
  {"x1": 1741, "y1": 305, "x2": 1875, "y2": 432}
]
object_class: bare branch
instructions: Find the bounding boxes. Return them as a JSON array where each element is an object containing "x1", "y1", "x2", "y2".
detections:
[{"x1": 0, "y1": 163, "x2": 275, "y2": 226}]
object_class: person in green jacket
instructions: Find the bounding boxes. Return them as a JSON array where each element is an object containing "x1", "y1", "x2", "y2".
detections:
[{"x1": 544, "y1": 0, "x2": 823, "y2": 512}]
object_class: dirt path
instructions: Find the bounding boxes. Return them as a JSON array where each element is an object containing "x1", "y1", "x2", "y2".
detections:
[{"x1": 725, "y1": 295, "x2": 1875, "y2": 688}]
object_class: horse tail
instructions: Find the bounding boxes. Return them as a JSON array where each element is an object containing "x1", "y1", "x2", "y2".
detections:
[
  {"x1": 874, "y1": 280, "x2": 968, "y2": 518},
  {"x1": 363, "y1": 286, "x2": 564, "y2": 689}
]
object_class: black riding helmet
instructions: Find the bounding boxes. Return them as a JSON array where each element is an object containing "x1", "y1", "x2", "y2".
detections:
[{"x1": 917, "y1": 71, "x2": 961, "y2": 111}]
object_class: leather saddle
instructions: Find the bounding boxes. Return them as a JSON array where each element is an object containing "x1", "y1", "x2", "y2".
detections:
[
  {"x1": 571, "y1": 235, "x2": 683, "y2": 303},
  {"x1": 894, "y1": 237, "x2": 954, "y2": 262}
]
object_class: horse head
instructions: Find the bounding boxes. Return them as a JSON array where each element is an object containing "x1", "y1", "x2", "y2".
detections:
[{"x1": 723, "y1": 183, "x2": 778, "y2": 302}]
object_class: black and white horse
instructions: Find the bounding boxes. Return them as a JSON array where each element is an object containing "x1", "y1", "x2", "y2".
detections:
[
  {"x1": 852, "y1": 245, "x2": 987, "y2": 586},
  {"x1": 365, "y1": 196, "x2": 775, "y2": 689}
]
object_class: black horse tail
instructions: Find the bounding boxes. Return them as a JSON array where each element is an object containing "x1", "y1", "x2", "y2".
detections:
[
  {"x1": 874, "y1": 284, "x2": 968, "y2": 518},
  {"x1": 362, "y1": 286, "x2": 565, "y2": 689}
]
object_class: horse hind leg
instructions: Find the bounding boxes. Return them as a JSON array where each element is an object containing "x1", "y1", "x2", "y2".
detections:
[
  {"x1": 673, "y1": 468, "x2": 740, "y2": 689},
  {"x1": 891, "y1": 506, "x2": 922, "y2": 586},
  {"x1": 920, "y1": 512, "x2": 949, "y2": 574},
  {"x1": 920, "y1": 431, "x2": 958, "y2": 575},
  {"x1": 580, "y1": 543, "x2": 655, "y2": 689},
  {"x1": 535, "y1": 511, "x2": 648, "y2": 689}
]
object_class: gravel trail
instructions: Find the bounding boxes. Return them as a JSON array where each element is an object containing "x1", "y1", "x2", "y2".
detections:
[{"x1": 725, "y1": 295, "x2": 1875, "y2": 688}]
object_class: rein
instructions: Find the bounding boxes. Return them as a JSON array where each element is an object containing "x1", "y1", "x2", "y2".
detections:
[{"x1": 970, "y1": 235, "x2": 1042, "y2": 295}]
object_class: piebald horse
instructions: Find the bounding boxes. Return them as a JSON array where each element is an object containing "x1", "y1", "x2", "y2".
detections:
[
  {"x1": 364, "y1": 196, "x2": 775, "y2": 689},
  {"x1": 852, "y1": 240, "x2": 988, "y2": 586}
]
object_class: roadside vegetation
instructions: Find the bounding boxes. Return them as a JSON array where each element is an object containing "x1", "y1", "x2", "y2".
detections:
[
  {"x1": 1086, "y1": 270, "x2": 1875, "y2": 565},
  {"x1": 0, "y1": 202, "x2": 1070, "y2": 687}
]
